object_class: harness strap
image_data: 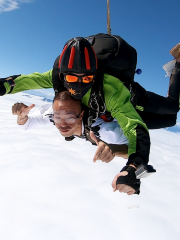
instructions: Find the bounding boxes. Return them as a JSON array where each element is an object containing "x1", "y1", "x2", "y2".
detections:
[
  {"x1": 88, "y1": 89, "x2": 106, "y2": 126},
  {"x1": 88, "y1": 35, "x2": 121, "y2": 125},
  {"x1": 84, "y1": 126, "x2": 97, "y2": 145}
]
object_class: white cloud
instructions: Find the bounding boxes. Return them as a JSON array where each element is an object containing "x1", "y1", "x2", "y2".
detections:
[
  {"x1": 1, "y1": 92, "x2": 180, "y2": 239},
  {"x1": 0, "y1": 0, "x2": 33, "y2": 13}
]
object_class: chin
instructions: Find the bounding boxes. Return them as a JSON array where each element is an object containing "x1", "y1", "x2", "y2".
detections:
[{"x1": 59, "y1": 130, "x2": 73, "y2": 137}]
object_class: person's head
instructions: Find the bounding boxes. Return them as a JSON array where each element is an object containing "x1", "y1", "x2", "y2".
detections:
[
  {"x1": 58, "y1": 37, "x2": 98, "y2": 99},
  {"x1": 53, "y1": 91, "x2": 84, "y2": 137}
]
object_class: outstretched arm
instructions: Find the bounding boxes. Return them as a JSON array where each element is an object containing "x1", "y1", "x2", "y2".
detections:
[
  {"x1": 12, "y1": 102, "x2": 53, "y2": 130},
  {"x1": 104, "y1": 76, "x2": 150, "y2": 167},
  {"x1": 2, "y1": 70, "x2": 53, "y2": 95}
]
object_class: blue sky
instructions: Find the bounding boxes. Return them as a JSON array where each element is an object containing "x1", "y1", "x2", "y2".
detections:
[{"x1": 0, "y1": 0, "x2": 180, "y2": 120}]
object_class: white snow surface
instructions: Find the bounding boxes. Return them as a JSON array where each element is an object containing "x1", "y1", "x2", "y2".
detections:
[{"x1": 0, "y1": 92, "x2": 180, "y2": 240}]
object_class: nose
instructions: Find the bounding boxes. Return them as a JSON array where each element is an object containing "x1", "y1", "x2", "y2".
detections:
[
  {"x1": 55, "y1": 119, "x2": 68, "y2": 127},
  {"x1": 59, "y1": 119, "x2": 68, "y2": 127}
]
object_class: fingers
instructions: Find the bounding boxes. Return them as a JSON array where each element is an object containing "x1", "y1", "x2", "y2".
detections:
[
  {"x1": 93, "y1": 141, "x2": 105, "y2": 162},
  {"x1": 127, "y1": 190, "x2": 135, "y2": 195},
  {"x1": 90, "y1": 131, "x2": 115, "y2": 163},
  {"x1": 102, "y1": 151, "x2": 114, "y2": 163},
  {"x1": 112, "y1": 170, "x2": 137, "y2": 195},
  {"x1": 116, "y1": 184, "x2": 135, "y2": 195},
  {"x1": 111, "y1": 171, "x2": 135, "y2": 195},
  {"x1": 12, "y1": 103, "x2": 35, "y2": 116},
  {"x1": 116, "y1": 184, "x2": 131, "y2": 193},
  {"x1": 93, "y1": 141, "x2": 115, "y2": 163},
  {"x1": 111, "y1": 171, "x2": 128, "y2": 191},
  {"x1": 21, "y1": 104, "x2": 35, "y2": 117},
  {"x1": 28, "y1": 104, "x2": 35, "y2": 111},
  {"x1": 12, "y1": 103, "x2": 26, "y2": 115}
]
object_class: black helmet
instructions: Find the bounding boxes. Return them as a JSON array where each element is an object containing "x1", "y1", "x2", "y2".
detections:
[
  {"x1": 59, "y1": 37, "x2": 97, "y2": 75},
  {"x1": 58, "y1": 37, "x2": 98, "y2": 99}
]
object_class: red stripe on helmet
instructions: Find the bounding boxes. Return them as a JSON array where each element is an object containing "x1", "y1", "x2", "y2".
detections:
[
  {"x1": 58, "y1": 45, "x2": 68, "y2": 68},
  {"x1": 84, "y1": 47, "x2": 91, "y2": 70},
  {"x1": 91, "y1": 46, "x2": 98, "y2": 69},
  {"x1": 68, "y1": 46, "x2": 75, "y2": 69}
]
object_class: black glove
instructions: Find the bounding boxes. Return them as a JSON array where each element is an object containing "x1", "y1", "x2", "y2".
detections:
[
  {"x1": 0, "y1": 75, "x2": 20, "y2": 95},
  {"x1": 0, "y1": 82, "x2": 6, "y2": 96},
  {"x1": 116, "y1": 166, "x2": 141, "y2": 194}
]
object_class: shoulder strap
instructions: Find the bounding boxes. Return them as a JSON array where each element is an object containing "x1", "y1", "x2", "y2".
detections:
[
  {"x1": 52, "y1": 55, "x2": 66, "y2": 94},
  {"x1": 84, "y1": 126, "x2": 97, "y2": 145},
  {"x1": 88, "y1": 34, "x2": 121, "y2": 125}
]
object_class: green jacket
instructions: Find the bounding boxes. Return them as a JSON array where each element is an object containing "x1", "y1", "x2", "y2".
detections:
[
  {"x1": 5, "y1": 71, "x2": 150, "y2": 166},
  {"x1": 82, "y1": 74, "x2": 150, "y2": 165},
  {"x1": 4, "y1": 71, "x2": 53, "y2": 94}
]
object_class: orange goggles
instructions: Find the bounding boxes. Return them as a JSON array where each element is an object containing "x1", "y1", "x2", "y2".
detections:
[{"x1": 64, "y1": 74, "x2": 94, "y2": 83}]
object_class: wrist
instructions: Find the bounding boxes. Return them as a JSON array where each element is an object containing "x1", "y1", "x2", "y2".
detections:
[
  {"x1": 129, "y1": 164, "x2": 137, "y2": 169},
  {"x1": 18, "y1": 115, "x2": 28, "y2": 121}
]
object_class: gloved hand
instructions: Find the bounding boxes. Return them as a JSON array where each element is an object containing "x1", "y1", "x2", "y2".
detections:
[
  {"x1": 0, "y1": 81, "x2": 6, "y2": 96},
  {"x1": 116, "y1": 165, "x2": 141, "y2": 194}
]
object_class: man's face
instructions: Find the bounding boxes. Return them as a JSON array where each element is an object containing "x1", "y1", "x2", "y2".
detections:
[{"x1": 53, "y1": 99, "x2": 83, "y2": 137}]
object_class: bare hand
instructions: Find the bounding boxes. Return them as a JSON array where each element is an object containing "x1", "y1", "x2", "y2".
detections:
[
  {"x1": 112, "y1": 171, "x2": 135, "y2": 195},
  {"x1": 12, "y1": 102, "x2": 35, "y2": 118},
  {"x1": 90, "y1": 131, "x2": 115, "y2": 163}
]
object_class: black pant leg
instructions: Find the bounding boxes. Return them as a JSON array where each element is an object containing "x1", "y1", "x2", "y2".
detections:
[
  {"x1": 133, "y1": 62, "x2": 180, "y2": 115},
  {"x1": 137, "y1": 110, "x2": 177, "y2": 129}
]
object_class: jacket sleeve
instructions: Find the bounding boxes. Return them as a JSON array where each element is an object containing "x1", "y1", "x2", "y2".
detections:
[
  {"x1": 4, "y1": 70, "x2": 53, "y2": 94},
  {"x1": 103, "y1": 74, "x2": 150, "y2": 166}
]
